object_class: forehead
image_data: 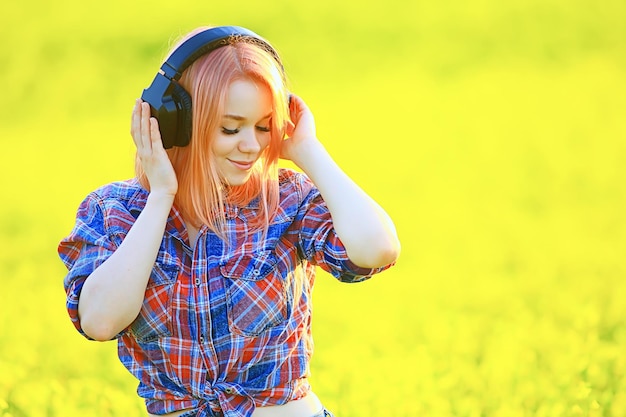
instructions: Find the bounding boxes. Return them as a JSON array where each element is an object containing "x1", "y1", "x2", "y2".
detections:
[{"x1": 223, "y1": 79, "x2": 272, "y2": 118}]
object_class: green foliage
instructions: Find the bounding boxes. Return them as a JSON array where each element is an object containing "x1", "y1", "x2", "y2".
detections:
[{"x1": 1, "y1": 0, "x2": 625, "y2": 416}]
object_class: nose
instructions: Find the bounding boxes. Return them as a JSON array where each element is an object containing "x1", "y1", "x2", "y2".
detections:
[{"x1": 237, "y1": 127, "x2": 262, "y2": 154}]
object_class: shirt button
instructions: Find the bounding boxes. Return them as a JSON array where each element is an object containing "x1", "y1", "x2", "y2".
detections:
[
  {"x1": 195, "y1": 277, "x2": 201, "y2": 286},
  {"x1": 199, "y1": 335, "x2": 205, "y2": 344},
  {"x1": 224, "y1": 387, "x2": 234, "y2": 394},
  {"x1": 252, "y1": 269, "x2": 260, "y2": 276}
]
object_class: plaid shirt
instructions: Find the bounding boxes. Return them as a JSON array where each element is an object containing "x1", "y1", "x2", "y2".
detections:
[{"x1": 59, "y1": 169, "x2": 392, "y2": 417}]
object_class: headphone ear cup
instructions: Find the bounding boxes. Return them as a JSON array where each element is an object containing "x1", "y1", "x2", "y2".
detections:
[{"x1": 171, "y1": 82, "x2": 193, "y2": 147}]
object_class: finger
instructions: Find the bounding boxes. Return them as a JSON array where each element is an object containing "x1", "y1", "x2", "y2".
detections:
[
  {"x1": 130, "y1": 99, "x2": 142, "y2": 147},
  {"x1": 149, "y1": 117, "x2": 164, "y2": 151},
  {"x1": 289, "y1": 94, "x2": 311, "y2": 121},
  {"x1": 140, "y1": 101, "x2": 153, "y2": 151},
  {"x1": 288, "y1": 95, "x2": 300, "y2": 124},
  {"x1": 284, "y1": 120, "x2": 295, "y2": 138},
  {"x1": 289, "y1": 93, "x2": 305, "y2": 109}
]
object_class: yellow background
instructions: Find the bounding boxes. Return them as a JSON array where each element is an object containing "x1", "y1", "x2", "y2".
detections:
[{"x1": 1, "y1": 0, "x2": 625, "y2": 416}]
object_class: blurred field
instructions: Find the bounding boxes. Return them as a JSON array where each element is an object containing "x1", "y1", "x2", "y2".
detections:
[{"x1": 1, "y1": 0, "x2": 625, "y2": 416}]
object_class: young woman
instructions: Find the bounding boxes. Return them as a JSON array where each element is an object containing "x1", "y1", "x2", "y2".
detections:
[{"x1": 59, "y1": 26, "x2": 400, "y2": 417}]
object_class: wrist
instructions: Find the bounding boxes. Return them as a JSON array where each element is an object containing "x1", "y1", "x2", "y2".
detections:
[
  {"x1": 291, "y1": 139, "x2": 329, "y2": 174},
  {"x1": 147, "y1": 190, "x2": 176, "y2": 205}
]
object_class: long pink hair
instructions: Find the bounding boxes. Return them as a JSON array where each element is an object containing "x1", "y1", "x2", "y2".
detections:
[{"x1": 136, "y1": 29, "x2": 289, "y2": 240}]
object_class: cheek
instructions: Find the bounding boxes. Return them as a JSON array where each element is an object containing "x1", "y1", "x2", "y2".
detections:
[
  {"x1": 211, "y1": 135, "x2": 232, "y2": 157},
  {"x1": 259, "y1": 134, "x2": 271, "y2": 150}
]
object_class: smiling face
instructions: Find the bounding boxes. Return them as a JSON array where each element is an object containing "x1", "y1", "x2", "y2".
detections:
[{"x1": 212, "y1": 78, "x2": 273, "y2": 186}]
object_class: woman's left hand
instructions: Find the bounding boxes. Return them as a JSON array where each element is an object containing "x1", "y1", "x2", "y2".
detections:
[
  {"x1": 279, "y1": 94, "x2": 400, "y2": 269},
  {"x1": 280, "y1": 94, "x2": 322, "y2": 167}
]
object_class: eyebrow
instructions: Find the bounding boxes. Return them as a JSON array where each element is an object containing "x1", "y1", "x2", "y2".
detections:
[{"x1": 223, "y1": 112, "x2": 272, "y2": 121}]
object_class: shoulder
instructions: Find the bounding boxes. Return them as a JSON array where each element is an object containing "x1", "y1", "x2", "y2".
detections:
[
  {"x1": 276, "y1": 168, "x2": 327, "y2": 221},
  {"x1": 86, "y1": 178, "x2": 148, "y2": 208},
  {"x1": 278, "y1": 168, "x2": 315, "y2": 199},
  {"x1": 76, "y1": 179, "x2": 149, "y2": 228},
  {"x1": 61, "y1": 179, "x2": 148, "y2": 248}
]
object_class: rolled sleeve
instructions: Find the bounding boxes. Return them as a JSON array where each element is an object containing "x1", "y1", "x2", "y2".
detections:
[
  {"x1": 295, "y1": 179, "x2": 393, "y2": 283},
  {"x1": 58, "y1": 192, "x2": 118, "y2": 338}
]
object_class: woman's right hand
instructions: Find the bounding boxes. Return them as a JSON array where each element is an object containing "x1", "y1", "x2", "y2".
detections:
[
  {"x1": 131, "y1": 99, "x2": 178, "y2": 197},
  {"x1": 79, "y1": 100, "x2": 179, "y2": 341}
]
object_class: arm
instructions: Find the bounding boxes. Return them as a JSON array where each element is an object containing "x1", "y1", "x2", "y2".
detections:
[
  {"x1": 78, "y1": 100, "x2": 178, "y2": 341},
  {"x1": 281, "y1": 95, "x2": 400, "y2": 269}
]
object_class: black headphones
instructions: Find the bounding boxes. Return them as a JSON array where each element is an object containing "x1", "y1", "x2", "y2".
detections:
[{"x1": 141, "y1": 26, "x2": 282, "y2": 149}]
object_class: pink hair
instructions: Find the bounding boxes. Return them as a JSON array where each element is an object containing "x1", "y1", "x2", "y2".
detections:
[{"x1": 136, "y1": 29, "x2": 289, "y2": 240}]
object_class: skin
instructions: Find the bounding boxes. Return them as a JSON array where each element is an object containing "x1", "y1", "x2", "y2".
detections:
[
  {"x1": 283, "y1": 92, "x2": 400, "y2": 270},
  {"x1": 78, "y1": 78, "x2": 400, "y2": 341},
  {"x1": 78, "y1": 77, "x2": 399, "y2": 417},
  {"x1": 213, "y1": 79, "x2": 273, "y2": 186}
]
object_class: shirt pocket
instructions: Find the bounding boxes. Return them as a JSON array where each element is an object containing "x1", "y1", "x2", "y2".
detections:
[
  {"x1": 129, "y1": 256, "x2": 179, "y2": 342},
  {"x1": 220, "y1": 250, "x2": 287, "y2": 337}
]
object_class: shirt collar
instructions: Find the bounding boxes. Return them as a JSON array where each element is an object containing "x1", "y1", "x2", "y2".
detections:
[{"x1": 125, "y1": 179, "x2": 262, "y2": 238}]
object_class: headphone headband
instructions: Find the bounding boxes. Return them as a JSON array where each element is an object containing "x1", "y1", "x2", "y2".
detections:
[
  {"x1": 162, "y1": 26, "x2": 280, "y2": 80},
  {"x1": 141, "y1": 26, "x2": 283, "y2": 149}
]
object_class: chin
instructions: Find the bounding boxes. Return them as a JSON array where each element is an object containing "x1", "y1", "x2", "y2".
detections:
[{"x1": 223, "y1": 174, "x2": 252, "y2": 187}]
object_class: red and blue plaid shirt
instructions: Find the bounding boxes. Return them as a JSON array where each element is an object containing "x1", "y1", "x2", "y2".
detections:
[{"x1": 59, "y1": 169, "x2": 392, "y2": 417}]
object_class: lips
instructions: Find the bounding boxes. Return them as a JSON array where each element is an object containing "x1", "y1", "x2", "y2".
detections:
[{"x1": 229, "y1": 159, "x2": 255, "y2": 170}]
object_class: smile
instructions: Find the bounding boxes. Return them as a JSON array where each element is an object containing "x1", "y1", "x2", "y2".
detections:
[{"x1": 228, "y1": 159, "x2": 255, "y2": 170}]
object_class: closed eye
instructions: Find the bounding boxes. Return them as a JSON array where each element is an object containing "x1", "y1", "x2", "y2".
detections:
[
  {"x1": 256, "y1": 126, "x2": 271, "y2": 133},
  {"x1": 222, "y1": 127, "x2": 239, "y2": 135}
]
